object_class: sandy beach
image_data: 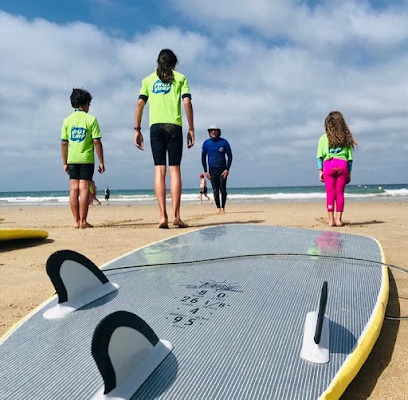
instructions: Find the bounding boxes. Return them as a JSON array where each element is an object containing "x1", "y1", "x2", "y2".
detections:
[{"x1": 1, "y1": 201, "x2": 408, "y2": 399}]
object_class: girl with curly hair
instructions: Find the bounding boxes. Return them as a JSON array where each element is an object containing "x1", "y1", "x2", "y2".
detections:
[{"x1": 316, "y1": 111, "x2": 357, "y2": 227}]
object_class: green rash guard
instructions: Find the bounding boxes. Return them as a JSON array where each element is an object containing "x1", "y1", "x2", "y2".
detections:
[
  {"x1": 61, "y1": 110, "x2": 102, "y2": 164},
  {"x1": 139, "y1": 70, "x2": 191, "y2": 126},
  {"x1": 316, "y1": 134, "x2": 353, "y2": 171}
]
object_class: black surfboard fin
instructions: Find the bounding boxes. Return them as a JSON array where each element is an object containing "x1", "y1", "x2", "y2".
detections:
[
  {"x1": 43, "y1": 249, "x2": 119, "y2": 319},
  {"x1": 300, "y1": 281, "x2": 330, "y2": 364},
  {"x1": 91, "y1": 310, "x2": 173, "y2": 399}
]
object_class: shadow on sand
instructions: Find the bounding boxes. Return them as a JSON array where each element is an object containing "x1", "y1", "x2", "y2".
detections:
[{"x1": 0, "y1": 238, "x2": 54, "y2": 253}]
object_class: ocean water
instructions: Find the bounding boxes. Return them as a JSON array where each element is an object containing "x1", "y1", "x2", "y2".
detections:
[{"x1": 0, "y1": 184, "x2": 407, "y2": 207}]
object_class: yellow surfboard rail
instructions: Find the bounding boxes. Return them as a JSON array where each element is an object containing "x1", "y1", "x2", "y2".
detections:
[{"x1": 0, "y1": 228, "x2": 49, "y2": 241}]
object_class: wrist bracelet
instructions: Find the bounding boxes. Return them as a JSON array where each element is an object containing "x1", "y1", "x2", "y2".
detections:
[{"x1": 134, "y1": 126, "x2": 141, "y2": 131}]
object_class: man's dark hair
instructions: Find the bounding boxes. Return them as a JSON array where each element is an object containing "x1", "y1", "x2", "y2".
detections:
[{"x1": 70, "y1": 88, "x2": 93, "y2": 108}]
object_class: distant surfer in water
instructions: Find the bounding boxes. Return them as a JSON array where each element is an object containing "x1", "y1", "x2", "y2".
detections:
[
  {"x1": 61, "y1": 88, "x2": 105, "y2": 228},
  {"x1": 201, "y1": 125, "x2": 233, "y2": 214},
  {"x1": 104, "y1": 186, "x2": 110, "y2": 202},
  {"x1": 134, "y1": 49, "x2": 195, "y2": 229},
  {"x1": 316, "y1": 111, "x2": 357, "y2": 227}
]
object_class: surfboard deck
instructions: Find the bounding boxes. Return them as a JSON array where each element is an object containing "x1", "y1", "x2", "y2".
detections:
[
  {"x1": 0, "y1": 228, "x2": 49, "y2": 241},
  {"x1": 0, "y1": 224, "x2": 388, "y2": 399}
]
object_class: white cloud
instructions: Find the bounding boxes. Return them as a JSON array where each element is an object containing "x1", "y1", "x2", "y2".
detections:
[{"x1": 0, "y1": 1, "x2": 408, "y2": 191}]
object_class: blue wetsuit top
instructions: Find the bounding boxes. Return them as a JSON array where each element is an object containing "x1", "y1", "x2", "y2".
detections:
[{"x1": 201, "y1": 137, "x2": 233, "y2": 172}]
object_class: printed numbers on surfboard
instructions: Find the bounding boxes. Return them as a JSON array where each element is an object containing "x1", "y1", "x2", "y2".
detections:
[{"x1": 167, "y1": 281, "x2": 243, "y2": 328}]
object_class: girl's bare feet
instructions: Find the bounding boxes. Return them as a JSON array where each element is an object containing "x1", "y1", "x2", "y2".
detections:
[
  {"x1": 335, "y1": 221, "x2": 344, "y2": 227},
  {"x1": 158, "y1": 216, "x2": 169, "y2": 228},
  {"x1": 80, "y1": 222, "x2": 94, "y2": 229},
  {"x1": 172, "y1": 218, "x2": 188, "y2": 228}
]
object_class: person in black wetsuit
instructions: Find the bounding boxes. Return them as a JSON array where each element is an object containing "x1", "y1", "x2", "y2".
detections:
[
  {"x1": 104, "y1": 186, "x2": 110, "y2": 202},
  {"x1": 201, "y1": 125, "x2": 233, "y2": 214}
]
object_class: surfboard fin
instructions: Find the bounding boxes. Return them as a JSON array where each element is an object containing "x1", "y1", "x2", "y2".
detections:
[
  {"x1": 91, "y1": 310, "x2": 173, "y2": 400},
  {"x1": 43, "y1": 249, "x2": 119, "y2": 319},
  {"x1": 300, "y1": 281, "x2": 330, "y2": 364}
]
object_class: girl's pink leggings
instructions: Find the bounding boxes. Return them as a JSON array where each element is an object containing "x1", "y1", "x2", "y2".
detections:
[{"x1": 323, "y1": 158, "x2": 348, "y2": 212}]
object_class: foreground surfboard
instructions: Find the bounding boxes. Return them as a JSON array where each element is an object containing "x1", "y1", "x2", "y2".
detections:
[
  {"x1": 0, "y1": 225, "x2": 388, "y2": 399},
  {"x1": 0, "y1": 228, "x2": 49, "y2": 241}
]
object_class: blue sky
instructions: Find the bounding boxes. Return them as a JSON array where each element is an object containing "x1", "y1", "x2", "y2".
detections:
[{"x1": 1, "y1": 0, "x2": 408, "y2": 191}]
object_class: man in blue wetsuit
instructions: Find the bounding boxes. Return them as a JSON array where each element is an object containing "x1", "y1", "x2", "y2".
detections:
[{"x1": 201, "y1": 125, "x2": 233, "y2": 214}]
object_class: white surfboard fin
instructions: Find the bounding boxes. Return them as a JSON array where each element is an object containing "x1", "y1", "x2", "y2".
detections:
[
  {"x1": 300, "y1": 281, "x2": 330, "y2": 364},
  {"x1": 91, "y1": 310, "x2": 173, "y2": 400},
  {"x1": 43, "y1": 250, "x2": 119, "y2": 319}
]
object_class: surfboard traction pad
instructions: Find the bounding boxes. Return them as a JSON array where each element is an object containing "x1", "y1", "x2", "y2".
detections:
[{"x1": 0, "y1": 225, "x2": 388, "y2": 400}]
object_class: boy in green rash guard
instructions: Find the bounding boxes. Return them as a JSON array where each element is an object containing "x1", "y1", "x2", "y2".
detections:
[
  {"x1": 134, "y1": 49, "x2": 195, "y2": 229},
  {"x1": 61, "y1": 88, "x2": 105, "y2": 229}
]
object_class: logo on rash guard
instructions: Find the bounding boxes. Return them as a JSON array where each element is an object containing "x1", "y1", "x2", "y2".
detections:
[
  {"x1": 152, "y1": 80, "x2": 172, "y2": 95},
  {"x1": 329, "y1": 147, "x2": 342, "y2": 155},
  {"x1": 218, "y1": 147, "x2": 225, "y2": 153},
  {"x1": 70, "y1": 126, "x2": 87, "y2": 142}
]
